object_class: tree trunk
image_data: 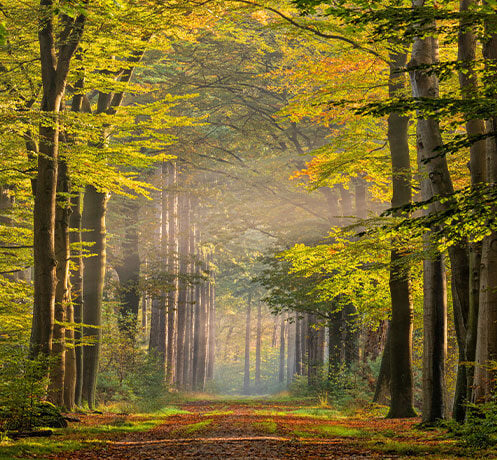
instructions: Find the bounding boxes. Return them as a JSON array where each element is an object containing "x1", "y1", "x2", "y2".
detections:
[
  {"x1": 243, "y1": 293, "x2": 252, "y2": 394},
  {"x1": 422, "y1": 252, "x2": 447, "y2": 423},
  {"x1": 409, "y1": 0, "x2": 470, "y2": 418},
  {"x1": 31, "y1": 3, "x2": 86, "y2": 367},
  {"x1": 69, "y1": 192, "x2": 84, "y2": 407},
  {"x1": 287, "y1": 314, "x2": 296, "y2": 384},
  {"x1": 176, "y1": 192, "x2": 189, "y2": 388},
  {"x1": 295, "y1": 314, "x2": 302, "y2": 376},
  {"x1": 255, "y1": 303, "x2": 262, "y2": 388},
  {"x1": 279, "y1": 314, "x2": 286, "y2": 384},
  {"x1": 115, "y1": 200, "x2": 140, "y2": 337},
  {"x1": 206, "y1": 265, "x2": 216, "y2": 381},
  {"x1": 81, "y1": 185, "x2": 109, "y2": 409},
  {"x1": 166, "y1": 162, "x2": 178, "y2": 385},
  {"x1": 48, "y1": 159, "x2": 70, "y2": 407},
  {"x1": 373, "y1": 326, "x2": 391, "y2": 404}
]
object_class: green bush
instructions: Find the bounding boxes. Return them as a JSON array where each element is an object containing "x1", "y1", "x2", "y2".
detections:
[
  {"x1": 445, "y1": 401, "x2": 497, "y2": 449},
  {"x1": 0, "y1": 345, "x2": 50, "y2": 431}
]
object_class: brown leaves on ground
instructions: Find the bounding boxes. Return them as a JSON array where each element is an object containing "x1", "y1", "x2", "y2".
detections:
[{"x1": 31, "y1": 401, "x2": 485, "y2": 459}]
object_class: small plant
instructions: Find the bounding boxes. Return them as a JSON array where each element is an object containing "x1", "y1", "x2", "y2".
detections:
[{"x1": 444, "y1": 400, "x2": 497, "y2": 449}]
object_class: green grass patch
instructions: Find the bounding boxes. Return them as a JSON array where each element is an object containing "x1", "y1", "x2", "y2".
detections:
[
  {"x1": 315, "y1": 424, "x2": 365, "y2": 438},
  {"x1": 201, "y1": 410, "x2": 233, "y2": 417},
  {"x1": 0, "y1": 416, "x2": 165, "y2": 459},
  {"x1": 253, "y1": 420, "x2": 278, "y2": 434},
  {"x1": 290, "y1": 408, "x2": 342, "y2": 419},
  {"x1": 174, "y1": 420, "x2": 212, "y2": 435}
]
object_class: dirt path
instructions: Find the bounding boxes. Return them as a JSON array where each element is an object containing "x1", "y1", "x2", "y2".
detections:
[{"x1": 49, "y1": 401, "x2": 405, "y2": 459}]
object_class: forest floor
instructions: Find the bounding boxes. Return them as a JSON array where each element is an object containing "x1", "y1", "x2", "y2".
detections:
[{"x1": 1, "y1": 398, "x2": 496, "y2": 459}]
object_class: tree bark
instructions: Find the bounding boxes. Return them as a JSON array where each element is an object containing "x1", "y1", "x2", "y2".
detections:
[
  {"x1": 69, "y1": 191, "x2": 84, "y2": 407},
  {"x1": 255, "y1": 303, "x2": 262, "y2": 388},
  {"x1": 473, "y1": 9, "x2": 497, "y2": 405},
  {"x1": 48, "y1": 159, "x2": 71, "y2": 407},
  {"x1": 31, "y1": 1, "x2": 86, "y2": 366},
  {"x1": 279, "y1": 314, "x2": 286, "y2": 384},
  {"x1": 176, "y1": 192, "x2": 189, "y2": 387},
  {"x1": 166, "y1": 162, "x2": 178, "y2": 385},
  {"x1": 206, "y1": 263, "x2": 216, "y2": 381},
  {"x1": 387, "y1": 47, "x2": 416, "y2": 418},
  {"x1": 243, "y1": 293, "x2": 252, "y2": 394},
  {"x1": 295, "y1": 314, "x2": 302, "y2": 376},
  {"x1": 115, "y1": 200, "x2": 140, "y2": 337},
  {"x1": 81, "y1": 185, "x2": 109, "y2": 409},
  {"x1": 409, "y1": 0, "x2": 470, "y2": 418}
]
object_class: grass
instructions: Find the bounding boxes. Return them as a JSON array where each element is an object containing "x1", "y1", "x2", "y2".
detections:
[
  {"x1": 173, "y1": 420, "x2": 212, "y2": 435},
  {"x1": 0, "y1": 417, "x2": 162, "y2": 459},
  {"x1": 0, "y1": 406, "x2": 187, "y2": 459},
  {"x1": 253, "y1": 407, "x2": 343, "y2": 419},
  {"x1": 253, "y1": 420, "x2": 278, "y2": 434},
  {"x1": 201, "y1": 410, "x2": 233, "y2": 417}
]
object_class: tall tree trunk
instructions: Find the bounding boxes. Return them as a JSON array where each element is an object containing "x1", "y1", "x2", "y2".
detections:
[
  {"x1": 287, "y1": 315, "x2": 296, "y2": 384},
  {"x1": 81, "y1": 185, "x2": 109, "y2": 409},
  {"x1": 255, "y1": 303, "x2": 262, "y2": 388},
  {"x1": 116, "y1": 200, "x2": 140, "y2": 337},
  {"x1": 328, "y1": 312, "x2": 342, "y2": 376},
  {"x1": 373, "y1": 327, "x2": 391, "y2": 404},
  {"x1": 307, "y1": 314, "x2": 319, "y2": 386},
  {"x1": 279, "y1": 314, "x2": 286, "y2": 384},
  {"x1": 166, "y1": 162, "x2": 178, "y2": 385},
  {"x1": 474, "y1": 24, "x2": 497, "y2": 403},
  {"x1": 457, "y1": 0, "x2": 487, "y2": 418},
  {"x1": 70, "y1": 192, "x2": 84, "y2": 407},
  {"x1": 422, "y1": 251, "x2": 447, "y2": 423},
  {"x1": 243, "y1": 293, "x2": 252, "y2": 394},
  {"x1": 409, "y1": 0, "x2": 470, "y2": 418},
  {"x1": 206, "y1": 265, "x2": 216, "y2": 381},
  {"x1": 183, "y1": 209, "x2": 195, "y2": 388},
  {"x1": 31, "y1": 3, "x2": 86, "y2": 365},
  {"x1": 387, "y1": 48, "x2": 416, "y2": 418},
  {"x1": 175, "y1": 192, "x2": 189, "y2": 388},
  {"x1": 295, "y1": 314, "x2": 302, "y2": 376},
  {"x1": 48, "y1": 159, "x2": 70, "y2": 407}
]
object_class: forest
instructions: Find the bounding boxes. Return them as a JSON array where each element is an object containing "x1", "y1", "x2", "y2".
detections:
[{"x1": 2, "y1": 0, "x2": 497, "y2": 458}]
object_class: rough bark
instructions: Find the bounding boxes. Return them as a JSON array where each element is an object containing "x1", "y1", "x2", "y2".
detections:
[{"x1": 255, "y1": 303, "x2": 262, "y2": 388}]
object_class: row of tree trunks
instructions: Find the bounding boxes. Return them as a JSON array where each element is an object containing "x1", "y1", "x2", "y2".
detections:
[{"x1": 147, "y1": 173, "x2": 216, "y2": 392}]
